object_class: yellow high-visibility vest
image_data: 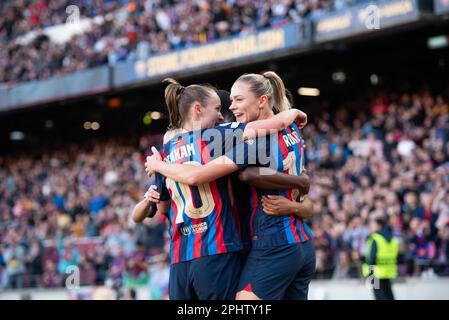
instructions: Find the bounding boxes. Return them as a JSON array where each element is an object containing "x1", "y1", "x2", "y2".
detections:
[{"x1": 362, "y1": 233, "x2": 398, "y2": 279}]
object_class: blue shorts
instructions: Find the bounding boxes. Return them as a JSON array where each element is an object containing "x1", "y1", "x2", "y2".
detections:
[
  {"x1": 237, "y1": 240, "x2": 316, "y2": 300},
  {"x1": 169, "y1": 252, "x2": 242, "y2": 300}
]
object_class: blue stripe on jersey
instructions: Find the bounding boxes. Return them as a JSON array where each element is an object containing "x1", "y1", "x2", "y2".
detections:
[
  {"x1": 169, "y1": 209, "x2": 174, "y2": 263},
  {"x1": 291, "y1": 123, "x2": 304, "y2": 170},
  {"x1": 207, "y1": 211, "x2": 218, "y2": 255},
  {"x1": 295, "y1": 219, "x2": 306, "y2": 242},
  {"x1": 290, "y1": 122, "x2": 301, "y2": 138},
  {"x1": 278, "y1": 188, "x2": 296, "y2": 244},
  {"x1": 292, "y1": 132, "x2": 301, "y2": 176},
  {"x1": 191, "y1": 133, "x2": 201, "y2": 163},
  {"x1": 283, "y1": 218, "x2": 296, "y2": 244},
  {"x1": 277, "y1": 131, "x2": 286, "y2": 172},
  {"x1": 303, "y1": 221, "x2": 314, "y2": 239}
]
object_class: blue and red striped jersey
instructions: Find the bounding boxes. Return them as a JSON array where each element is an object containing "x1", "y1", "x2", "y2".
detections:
[
  {"x1": 157, "y1": 122, "x2": 248, "y2": 265},
  {"x1": 226, "y1": 121, "x2": 313, "y2": 249}
]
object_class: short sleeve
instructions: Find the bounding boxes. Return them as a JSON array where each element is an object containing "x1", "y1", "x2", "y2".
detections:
[
  {"x1": 225, "y1": 134, "x2": 276, "y2": 171},
  {"x1": 199, "y1": 122, "x2": 247, "y2": 160}
]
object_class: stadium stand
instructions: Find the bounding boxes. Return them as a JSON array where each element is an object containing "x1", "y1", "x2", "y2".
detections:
[{"x1": 0, "y1": 0, "x2": 363, "y2": 85}]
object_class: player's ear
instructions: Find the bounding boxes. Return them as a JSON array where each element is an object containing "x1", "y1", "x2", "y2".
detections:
[
  {"x1": 192, "y1": 101, "x2": 202, "y2": 116},
  {"x1": 259, "y1": 95, "x2": 268, "y2": 109}
]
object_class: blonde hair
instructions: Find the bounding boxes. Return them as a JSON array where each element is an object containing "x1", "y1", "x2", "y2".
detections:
[{"x1": 235, "y1": 71, "x2": 291, "y2": 113}]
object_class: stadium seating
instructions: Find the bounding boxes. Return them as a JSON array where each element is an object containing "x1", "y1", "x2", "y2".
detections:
[{"x1": 0, "y1": 0, "x2": 360, "y2": 85}]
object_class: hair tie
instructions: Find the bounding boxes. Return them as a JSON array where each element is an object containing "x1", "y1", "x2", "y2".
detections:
[{"x1": 178, "y1": 86, "x2": 185, "y2": 95}]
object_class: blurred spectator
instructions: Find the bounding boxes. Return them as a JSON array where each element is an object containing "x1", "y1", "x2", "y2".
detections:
[
  {"x1": 148, "y1": 257, "x2": 170, "y2": 300},
  {"x1": 25, "y1": 238, "x2": 44, "y2": 287},
  {"x1": 3, "y1": 232, "x2": 27, "y2": 288},
  {"x1": 78, "y1": 252, "x2": 97, "y2": 286},
  {"x1": 57, "y1": 233, "x2": 80, "y2": 277},
  {"x1": 0, "y1": 244, "x2": 7, "y2": 289},
  {"x1": 42, "y1": 260, "x2": 61, "y2": 288},
  {"x1": 94, "y1": 247, "x2": 113, "y2": 285},
  {"x1": 332, "y1": 251, "x2": 359, "y2": 279},
  {"x1": 127, "y1": 288, "x2": 138, "y2": 300}
]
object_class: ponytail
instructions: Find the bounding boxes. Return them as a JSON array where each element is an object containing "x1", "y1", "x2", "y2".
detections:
[
  {"x1": 163, "y1": 78, "x2": 184, "y2": 130},
  {"x1": 236, "y1": 71, "x2": 290, "y2": 114},
  {"x1": 162, "y1": 78, "x2": 216, "y2": 129},
  {"x1": 262, "y1": 71, "x2": 291, "y2": 113}
]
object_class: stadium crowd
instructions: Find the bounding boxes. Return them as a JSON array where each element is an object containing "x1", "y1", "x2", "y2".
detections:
[
  {"x1": 304, "y1": 90, "x2": 449, "y2": 279},
  {"x1": 0, "y1": 0, "x2": 363, "y2": 85},
  {"x1": 0, "y1": 86, "x2": 448, "y2": 295}
]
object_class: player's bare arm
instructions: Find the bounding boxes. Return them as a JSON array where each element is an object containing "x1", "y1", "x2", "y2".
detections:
[
  {"x1": 146, "y1": 151, "x2": 238, "y2": 186},
  {"x1": 238, "y1": 167, "x2": 310, "y2": 195},
  {"x1": 242, "y1": 109, "x2": 307, "y2": 140},
  {"x1": 262, "y1": 195, "x2": 314, "y2": 219},
  {"x1": 132, "y1": 185, "x2": 170, "y2": 223}
]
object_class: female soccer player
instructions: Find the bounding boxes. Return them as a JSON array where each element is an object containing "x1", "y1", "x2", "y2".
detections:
[
  {"x1": 135, "y1": 78, "x2": 311, "y2": 300},
  {"x1": 145, "y1": 72, "x2": 316, "y2": 300}
]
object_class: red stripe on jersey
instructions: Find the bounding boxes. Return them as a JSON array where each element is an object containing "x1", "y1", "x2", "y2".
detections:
[
  {"x1": 158, "y1": 214, "x2": 166, "y2": 224},
  {"x1": 210, "y1": 182, "x2": 226, "y2": 253},
  {"x1": 198, "y1": 137, "x2": 226, "y2": 254},
  {"x1": 244, "y1": 283, "x2": 253, "y2": 292},
  {"x1": 286, "y1": 189, "x2": 301, "y2": 243},
  {"x1": 196, "y1": 136, "x2": 211, "y2": 162},
  {"x1": 250, "y1": 187, "x2": 258, "y2": 239},
  {"x1": 175, "y1": 137, "x2": 184, "y2": 163},
  {"x1": 297, "y1": 218, "x2": 309, "y2": 241},
  {"x1": 228, "y1": 177, "x2": 242, "y2": 241},
  {"x1": 278, "y1": 130, "x2": 290, "y2": 172},
  {"x1": 191, "y1": 217, "x2": 202, "y2": 259},
  {"x1": 168, "y1": 188, "x2": 181, "y2": 264},
  {"x1": 172, "y1": 137, "x2": 186, "y2": 263}
]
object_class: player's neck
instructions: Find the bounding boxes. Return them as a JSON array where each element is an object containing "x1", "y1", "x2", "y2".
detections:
[
  {"x1": 183, "y1": 121, "x2": 201, "y2": 132},
  {"x1": 258, "y1": 107, "x2": 274, "y2": 120}
]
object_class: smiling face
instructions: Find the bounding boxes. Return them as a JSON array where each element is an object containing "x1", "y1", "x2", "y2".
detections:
[
  {"x1": 229, "y1": 81, "x2": 262, "y2": 123},
  {"x1": 197, "y1": 91, "x2": 223, "y2": 128}
]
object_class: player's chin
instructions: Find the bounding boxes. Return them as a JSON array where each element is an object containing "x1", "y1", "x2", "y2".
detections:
[{"x1": 232, "y1": 112, "x2": 244, "y2": 122}]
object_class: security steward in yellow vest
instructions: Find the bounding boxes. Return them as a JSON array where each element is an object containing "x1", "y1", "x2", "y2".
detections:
[{"x1": 362, "y1": 217, "x2": 399, "y2": 300}]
